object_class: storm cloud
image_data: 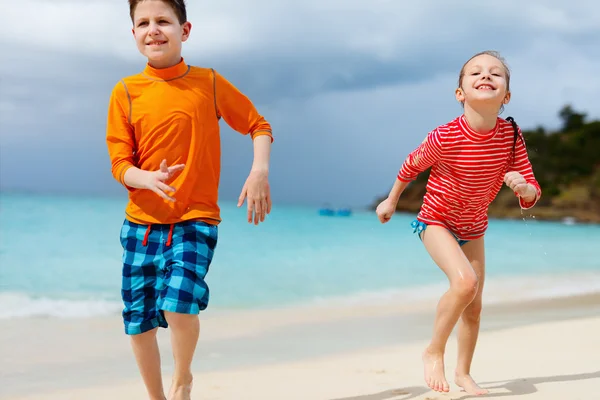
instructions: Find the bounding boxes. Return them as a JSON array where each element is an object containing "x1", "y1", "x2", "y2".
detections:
[{"x1": 1, "y1": 0, "x2": 598, "y2": 207}]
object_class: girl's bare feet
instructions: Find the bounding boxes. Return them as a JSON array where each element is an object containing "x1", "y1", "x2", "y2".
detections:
[
  {"x1": 455, "y1": 374, "x2": 489, "y2": 395},
  {"x1": 422, "y1": 348, "x2": 450, "y2": 392}
]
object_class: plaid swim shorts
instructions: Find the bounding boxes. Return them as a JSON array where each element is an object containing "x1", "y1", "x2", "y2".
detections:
[{"x1": 120, "y1": 219, "x2": 218, "y2": 335}]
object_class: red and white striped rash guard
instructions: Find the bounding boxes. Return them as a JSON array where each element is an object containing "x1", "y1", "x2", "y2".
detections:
[{"x1": 398, "y1": 115, "x2": 541, "y2": 240}]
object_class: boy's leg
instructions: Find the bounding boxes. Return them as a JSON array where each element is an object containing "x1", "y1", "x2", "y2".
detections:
[
  {"x1": 164, "y1": 312, "x2": 200, "y2": 399},
  {"x1": 158, "y1": 221, "x2": 218, "y2": 400},
  {"x1": 455, "y1": 237, "x2": 489, "y2": 395},
  {"x1": 130, "y1": 328, "x2": 167, "y2": 400},
  {"x1": 420, "y1": 225, "x2": 480, "y2": 393},
  {"x1": 121, "y1": 220, "x2": 169, "y2": 400}
]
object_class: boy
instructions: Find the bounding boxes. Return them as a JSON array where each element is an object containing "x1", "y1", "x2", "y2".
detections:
[{"x1": 105, "y1": 1, "x2": 273, "y2": 399}]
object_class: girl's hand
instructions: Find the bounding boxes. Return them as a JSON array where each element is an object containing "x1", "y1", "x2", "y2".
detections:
[
  {"x1": 504, "y1": 171, "x2": 536, "y2": 202},
  {"x1": 376, "y1": 197, "x2": 398, "y2": 224}
]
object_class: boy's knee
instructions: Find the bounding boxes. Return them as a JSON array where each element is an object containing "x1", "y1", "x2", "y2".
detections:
[
  {"x1": 163, "y1": 311, "x2": 199, "y2": 329},
  {"x1": 130, "y1": 327, "x2": 159, "y2": 342}
]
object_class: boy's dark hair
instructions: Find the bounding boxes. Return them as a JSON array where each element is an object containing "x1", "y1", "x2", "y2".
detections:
[{"x1": 129, "y1": 0, "x2": 187, "y2": 24}]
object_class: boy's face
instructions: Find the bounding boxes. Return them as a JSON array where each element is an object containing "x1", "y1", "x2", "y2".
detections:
[{"x1": 132, "y1": 0, "x2": 191, "y2": 68}]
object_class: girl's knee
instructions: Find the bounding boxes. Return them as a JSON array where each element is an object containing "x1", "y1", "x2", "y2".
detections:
[
  {"x1": 452, "y1": 275, "x2": 479, "y2": 301},
  {"x1": 463, "y1": 301, "x2": 483, "y2": 322}
]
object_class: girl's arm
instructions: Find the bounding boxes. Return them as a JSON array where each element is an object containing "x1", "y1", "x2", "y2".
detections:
[
  {"x1": 509, "y1": 128, "x2": 542, "y2": 209},
  {"x1": 397, "y1": 128, "x2": 444, "y2": 182}
]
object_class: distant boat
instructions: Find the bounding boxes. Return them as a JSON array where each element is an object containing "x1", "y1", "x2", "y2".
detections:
[
  {"x1": 318, "y1": 206, "x2": 352, "y2": 217},
  {"x1": 562, "y1": 216, "x2": 576, "y2": 225},
  {"x1": 318, "y1": 208, "x2": 335, "y2": 216},
  {"x1": 336, "y1": 208, "x2": 352, "y2": 217}
]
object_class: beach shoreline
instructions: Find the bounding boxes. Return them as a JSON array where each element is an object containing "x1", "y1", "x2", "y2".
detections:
[{"x1": 2, "y1": 290, "x2": 599, "y2": 400}]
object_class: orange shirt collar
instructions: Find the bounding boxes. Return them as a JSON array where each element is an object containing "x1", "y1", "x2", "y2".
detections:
[{"x1": 143, "y1": 58, "x2": 189, "y2": 81}]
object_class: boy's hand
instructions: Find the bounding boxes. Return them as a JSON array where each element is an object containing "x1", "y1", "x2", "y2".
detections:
[
  {"x1": 238, "y1": 169, "x2": 271, "y2": 225},
  {"x1": 142, "y1": 159, "x2": 185, "y2": 202},
  {"x1": 376, "y1": 197, "x2": 397, "y2": 224},
  {"x1": 504, "y1": 171, "x2": 536, "y2": 202}
]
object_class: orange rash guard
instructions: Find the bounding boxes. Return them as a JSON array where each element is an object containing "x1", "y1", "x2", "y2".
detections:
[{"x1": 106, "y1": 58, "x2": 272, "y2": 225}]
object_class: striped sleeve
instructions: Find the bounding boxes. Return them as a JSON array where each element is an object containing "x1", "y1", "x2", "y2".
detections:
[
  {"x1": 509, "y1": 127, "x2": 542, "y2": 209},
  {"x1": 397, "y1": 128, "x2": 443, "y2": 182}
]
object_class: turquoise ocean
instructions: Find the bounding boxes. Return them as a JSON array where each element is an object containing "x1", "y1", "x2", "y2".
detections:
[{"x1": 1, "y1": 192, "x2": 599, "y2": 319}]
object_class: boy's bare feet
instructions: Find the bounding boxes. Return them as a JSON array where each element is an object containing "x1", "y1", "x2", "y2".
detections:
[
  {"x1": 455, "y1": 374, "x2": 489, "y2": 395},
  {"x1": 168, "y1": 376, "x2": 193, "y2": 400},
  {"x1": 422, "y1": 348, "x2": 450, "y2": 392}
]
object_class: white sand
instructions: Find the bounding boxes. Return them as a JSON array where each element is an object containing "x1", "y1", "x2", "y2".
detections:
[{"x1": 5, "y1": 311, "x2": 600, "y2": 399}]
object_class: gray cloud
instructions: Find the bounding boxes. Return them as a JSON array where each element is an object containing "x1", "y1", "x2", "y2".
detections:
[{"x1": 1, "y1": 0, "x2": 599, "y2": 207}]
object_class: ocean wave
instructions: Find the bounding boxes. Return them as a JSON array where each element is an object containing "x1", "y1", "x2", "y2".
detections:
[
  {"x1": 1, "y1": 272, "x2": 599, "y2": 319},
  {"x1": 307, "y1": 271, "x2": 600, "y2": 308},
  {"x1": 483, "y1": 272, "x2": 600, "y2": 304},
  {"x1": 0, "y1": 292, "x2": 122, "y2": 319}
]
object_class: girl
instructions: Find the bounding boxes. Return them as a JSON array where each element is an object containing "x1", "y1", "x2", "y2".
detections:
[{"x1": 376, "y1": 50, "x2": 541, "y2": 395}]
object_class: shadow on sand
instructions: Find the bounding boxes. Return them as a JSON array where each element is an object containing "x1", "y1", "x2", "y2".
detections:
[
  {"x1": 457, "y1": 371, "x2": 600, "y2": 399},
  {"x1": 329, "y1": 386, "x2": 430, "y2": 400},
  {"x1": 330, "y1": 371, "x2": 600, "y2": 400}
]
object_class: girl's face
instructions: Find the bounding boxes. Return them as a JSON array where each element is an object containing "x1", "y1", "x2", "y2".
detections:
[{"x1": 456, "y1": 54, "x2": 510, "y2": 110}]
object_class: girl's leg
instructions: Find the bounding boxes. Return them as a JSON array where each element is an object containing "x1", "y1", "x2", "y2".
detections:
[
  {"x1": 455, "y1": 236, "x2": 489, "y2": 395},
  {"x1": 421, "y1": 225, "x2": 480, "y2": 393}
]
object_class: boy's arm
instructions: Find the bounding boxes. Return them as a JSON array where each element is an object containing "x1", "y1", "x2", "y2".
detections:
[
  {"x1": 106, "y1": 82, "x2": 136, "y2": 189},
  {"x1": 249, "y1": 135, "x2": 271, "y2": 173},
  {"x1": 106, "y1": 82, "x2": 183, "y2": 201},
  {"x1": 237, "y1": 134, "x2": 272, "y2": 223},
  {"x1": 508, "y1": 128, "x2": 542, "y2": 209},
  {"x1": 213, "y1": 70, "x2": 273, "y2": 224},
  {"x1": 213, "y1": 70, "x2": 273, "y2": 142},
  {"x1": 397, "y1": 129, "x2": 444, "y2": 182}
]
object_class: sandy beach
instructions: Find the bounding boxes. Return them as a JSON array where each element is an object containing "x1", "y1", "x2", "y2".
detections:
[{"x1": 2, "y1": 291, "x2": 599, "y2": 400}]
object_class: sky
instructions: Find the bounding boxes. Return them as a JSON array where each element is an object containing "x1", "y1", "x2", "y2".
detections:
[{"x1": 0, "y1": 0, "x2": 599, "y2": 208}]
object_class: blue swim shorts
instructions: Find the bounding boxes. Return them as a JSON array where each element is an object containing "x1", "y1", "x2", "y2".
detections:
[
  {"x1": 411, "y1": 219, "x2": 469, "y2": 247},
  {"x1": 120, "y1": 219, "x2": 218, "y2": 335}
]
